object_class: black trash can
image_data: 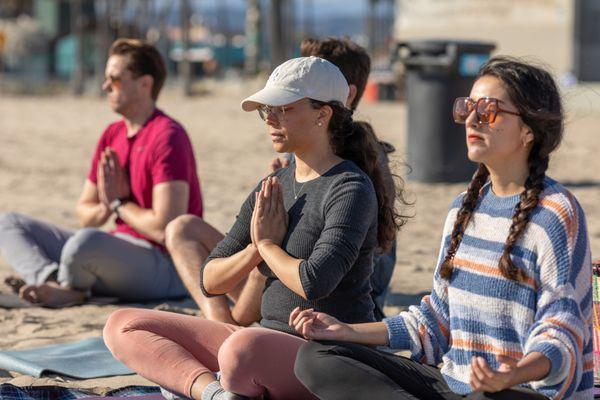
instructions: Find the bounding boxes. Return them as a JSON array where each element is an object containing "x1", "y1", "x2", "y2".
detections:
[{"x1": 394, "y1": 40, "x2": 495, "y2": 182}]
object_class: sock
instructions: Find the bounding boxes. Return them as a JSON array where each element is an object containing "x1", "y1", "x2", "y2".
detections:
[{"x1": 200, "y1": 380, "x2": 249, "y2": 400}]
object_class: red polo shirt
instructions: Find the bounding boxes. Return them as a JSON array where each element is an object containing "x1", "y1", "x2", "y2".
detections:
[{"x1": 87, "y1": 108, "x2": 203, "y2": 248}]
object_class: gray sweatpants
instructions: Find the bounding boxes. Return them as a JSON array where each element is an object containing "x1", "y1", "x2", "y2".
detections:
[{"x1": 0, "y1": 212, "x2": 187, "y2": 301}]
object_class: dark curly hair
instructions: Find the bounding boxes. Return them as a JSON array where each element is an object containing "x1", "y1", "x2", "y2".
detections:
[
  {"x1": 300, "y1": 37, "x2": 370, "y2": 110},
  {"x1": 440, "y1": 56, "x2": 564, "y2": 282},
  {"x1": 309, "y1": 100, "x2": 411, "y2": 252}
]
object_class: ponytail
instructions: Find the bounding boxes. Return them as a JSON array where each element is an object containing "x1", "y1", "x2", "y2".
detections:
[{"x1": 310, "y1": 100, "x2": 411, "y2": 251}]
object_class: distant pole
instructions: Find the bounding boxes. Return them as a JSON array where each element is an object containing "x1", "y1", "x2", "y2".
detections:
[
  {"x1": 217, "y1": 0, "x2": 231, "y2": 69},
  {"x1": 71, "y1": 0, "x2": 85, "y2": 95},
  {"x1": 244, "y1": 0, "x2": 261, "y2": 76},
  {"x1": 94, "y1": 0, "x2": 110, "y2": 96},
  {"x1": 303, "y1": 0, "x2": 314, "y2": 39},
  {"x1": 116, "y1": 0, "x2": 126, "y2": 38},
  {"x1": 269, "y1": 0, "x2": 285, "y2": 69},
  {"x1": 367, "y1": 0, "x2": 377, "y2": 56},
  {"x1": 180, "y1": 0, "x2": 192, "y2": 96},
  {"x1": 283, "y1": 0, "x2": 294, "y2": 58}
]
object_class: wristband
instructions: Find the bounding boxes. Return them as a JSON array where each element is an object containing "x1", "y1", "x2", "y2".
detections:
[{"x1": 109, "y1": 198, "x2": 128, "y2": 217}]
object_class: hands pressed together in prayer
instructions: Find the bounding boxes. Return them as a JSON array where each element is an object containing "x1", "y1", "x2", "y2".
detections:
[
  {"x1": 97, "y1": 147, "x2": 130, "y2": 208},
  {"x1": 251, "y1": 176, "x2": 288, "y2": 248}
]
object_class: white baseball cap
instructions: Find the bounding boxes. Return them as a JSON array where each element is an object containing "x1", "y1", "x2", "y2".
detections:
[{"x1": 241, "y1": 56, "x2": 349, "y2": 112}]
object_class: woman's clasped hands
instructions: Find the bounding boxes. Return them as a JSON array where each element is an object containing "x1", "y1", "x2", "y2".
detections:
[{"x1": 251, "y1": 176, "x2": 288, "y2": 248}]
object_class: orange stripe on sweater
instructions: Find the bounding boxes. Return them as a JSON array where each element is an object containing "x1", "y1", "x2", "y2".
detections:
[
  {"x1": 539, "y1": 198, "x2": 574, "y2": 246},
  {"x1": 453, "y1": 257, "x2": 535, "y2": 288},
  {"x1": 451, "y1": 338, "x2": 523, "y2": 360},
  {"x1": 564, "y1": 192, "x2": 580, "y2": 251},
  {"x1": 544, "y1": 318, "x2": 583, "y2": 352},
  {"x1": 422, "y1": 296, "x2": 450, "y2": 340},
  {"x1": 556, "y1": 347, "x2": 576, "y2": 400}
]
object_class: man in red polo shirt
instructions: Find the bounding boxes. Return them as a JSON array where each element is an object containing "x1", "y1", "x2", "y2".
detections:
[{"x1": 0, "y1": 39, "x2": 201, "y2": 307}]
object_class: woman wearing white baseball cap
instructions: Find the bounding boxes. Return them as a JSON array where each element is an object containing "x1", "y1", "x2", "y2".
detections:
[{"x1": 104, "y1": 56, "x2": 402, "y2": 400}]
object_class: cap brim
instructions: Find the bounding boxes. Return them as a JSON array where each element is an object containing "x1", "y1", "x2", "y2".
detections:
[{"x1": 241, "y1": 87, "x2": 304, "y2": 112}]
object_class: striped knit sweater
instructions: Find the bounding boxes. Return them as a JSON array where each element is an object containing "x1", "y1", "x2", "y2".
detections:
[{"x1": 384, "y1": 177, "x2": 593, "y2": 399}]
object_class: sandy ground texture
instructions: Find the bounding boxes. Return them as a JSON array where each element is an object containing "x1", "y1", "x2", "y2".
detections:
[{"x1": 0, "y1": 79, "x2": 599, "y2": 394}]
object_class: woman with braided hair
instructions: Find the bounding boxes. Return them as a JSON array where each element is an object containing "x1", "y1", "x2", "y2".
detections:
[{"x1": 291, "y1": 56, "x2": 593, "y2": 399}]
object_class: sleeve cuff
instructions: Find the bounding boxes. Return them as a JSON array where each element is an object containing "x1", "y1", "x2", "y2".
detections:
[
  {"x1": 527, "y1": 341, "x2": 564, "y2": 381},
  {"x1": 383, "y1": 315, "x2": 412, "y2": 350},
  {"x1": 199, "y1": 260, "x2": 220, "y2": 298},
  {"x1": 298, "y1": 259, "x2": 319, "y2": 301}
]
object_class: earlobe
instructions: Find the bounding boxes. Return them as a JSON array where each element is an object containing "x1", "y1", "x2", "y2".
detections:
[{"x1": 317, "y1": 106, "x2": 332, "y2": 127}]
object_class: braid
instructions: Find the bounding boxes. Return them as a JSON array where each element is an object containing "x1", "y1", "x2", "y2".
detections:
[
  {"x1": 498, "y1": 148, "x2": 549, "y2": 282},
  {"x1": 440, "y1": 164, "x2": 489, "y2": 280}
]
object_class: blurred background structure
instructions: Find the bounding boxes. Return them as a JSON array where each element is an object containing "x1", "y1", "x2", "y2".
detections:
[
  {"x1": 0, "y1": 0, "x2": 395, "y2": 95},
  {"x1": 0, "y1": 0, "x2": 597, "y2": 96}
]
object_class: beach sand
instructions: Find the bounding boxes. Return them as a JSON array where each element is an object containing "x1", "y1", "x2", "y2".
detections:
[{"x1": 1, "y1": 80, "x2": 599, "y2": 393}]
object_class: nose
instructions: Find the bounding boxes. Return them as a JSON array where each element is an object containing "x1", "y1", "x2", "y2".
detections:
[
  {"x1": 465, "y1": 107, "x2": 480, "y2": 128},
  {"x1": 265, "y1": 113, "x2": 280, "y2": 127},
  {"x1": 102, "y1": 79, "x2": 111, "y2": 93}
]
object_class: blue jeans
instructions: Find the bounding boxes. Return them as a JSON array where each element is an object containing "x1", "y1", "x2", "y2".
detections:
[{"x1": 370, "y1": 240, "x2": 396, "y2": 321}]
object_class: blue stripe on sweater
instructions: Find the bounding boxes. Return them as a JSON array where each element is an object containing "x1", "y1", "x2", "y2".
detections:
[
  {"x1": 534, "y1": 296, "x2": 582, "y2": 322},
  {"x1": 442, "y1": 374, "x2": 472, "y2": 394},
  {"x1": 451, "y1": 303, "x2": 531, "y2": 335},
  {"x1": 451, "y1": 270, "x2": 536, "y2": 307},
  {"x1": 460, "y1": 235, "x2": 538, "y2": 265},
  {"x1": 449, "y1": 317, "x2": 522, "y2": 343},
  {"x1": 445, "y1": 348, "x2": 517, "y2": 368}
]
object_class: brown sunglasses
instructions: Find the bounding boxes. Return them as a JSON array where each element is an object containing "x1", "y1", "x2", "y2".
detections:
[{"x1": 453, "y1": 97, "x2": 520, "y2": 124}]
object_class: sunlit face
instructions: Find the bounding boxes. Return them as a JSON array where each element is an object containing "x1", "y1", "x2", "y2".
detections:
[
  {"x1": 465, "y1": 76, "x2": 533, "y2": 166},
  {"x1": 102, "y1": 55, "x2": 146, "y2": 115},
  {"x1": 262, "y1": 98, "x2": 326, "y2": 154}
]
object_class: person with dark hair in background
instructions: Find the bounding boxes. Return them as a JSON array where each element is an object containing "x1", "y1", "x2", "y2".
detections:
[
  {"x1": 291, "y1": 56, "x2": 593, "y2": 399},
  {"x1": 0, "y1": 39, "x2": 200, "y2": 307}
]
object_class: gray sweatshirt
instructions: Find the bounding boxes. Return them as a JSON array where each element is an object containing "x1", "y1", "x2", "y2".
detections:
[{"x1": 201, "y1": 160, "x2": 378, "y2": 335}]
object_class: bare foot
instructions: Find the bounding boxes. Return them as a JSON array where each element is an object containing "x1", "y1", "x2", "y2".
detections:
[
  {"x1": 4, "y1": 276, "x2": 26, "y2": 294},
  {"x1": 19, "y1": 282, "x2": 85, "y2": 308}
]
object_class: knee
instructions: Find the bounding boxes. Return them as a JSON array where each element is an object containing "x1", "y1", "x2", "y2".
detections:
[
  {"x1": 164, "y1": 214, "x2": 200, "y2": 252},
  {"x1": 103, "y1": 308, "x2": 145, "y2": 360},
  {"x1": 219, "y1": 328, "x2": 263, "y2": 369},
  {"x1": 60, "y1": 228, "x2": 104, "y2": 266},
  {"x1": 294, "y1": 341, "x2": 334, "y2": 391},
  {"x1": 0, "y1": 212, "x2": 22, "y2": 230},
  {"x1": 218, "y1": 328, "x2": 268, "y2": 385}
]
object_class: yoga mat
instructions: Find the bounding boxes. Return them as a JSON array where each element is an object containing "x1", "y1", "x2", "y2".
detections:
[
  {"x1": 0, "y1": 383, "x2": 161, "y2": 399},
  {"x1": 0, "y1": 337, "x2": 133, "y2": 378}
]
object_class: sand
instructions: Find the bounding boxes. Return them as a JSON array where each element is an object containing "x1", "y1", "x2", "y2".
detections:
[{"x1": 1, "y1": 79, "x2": 599, "y2": 394}]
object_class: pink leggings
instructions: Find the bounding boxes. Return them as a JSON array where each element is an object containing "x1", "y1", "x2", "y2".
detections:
[{"x1": 103, "y1": 308, "x2": 315, "y2": 399}]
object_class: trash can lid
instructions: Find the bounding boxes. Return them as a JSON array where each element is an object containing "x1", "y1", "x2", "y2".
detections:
[{"x1": 400, "y1": 40, "x2": 495, "y2": 55}]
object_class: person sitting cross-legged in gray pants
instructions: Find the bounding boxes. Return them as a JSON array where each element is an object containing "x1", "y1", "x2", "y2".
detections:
[{"x1": 0, "y1": 39, "x2": 201, "y2": 308}]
